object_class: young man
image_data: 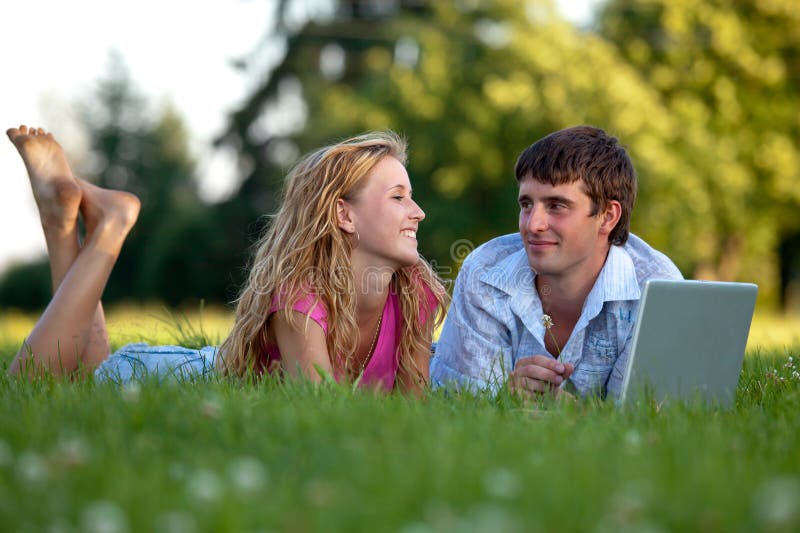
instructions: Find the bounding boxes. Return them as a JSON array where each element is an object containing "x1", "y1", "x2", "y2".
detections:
[{"x1": 430, "y1": 126, "x2": 682, "y2": 399}]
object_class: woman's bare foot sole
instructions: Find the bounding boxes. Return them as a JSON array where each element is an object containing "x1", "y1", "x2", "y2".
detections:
[
  {"x1": 78, "y1": 179, "x2": 140, "y2": 251},
  {"x1": 6, "y1": 125, "x2": 81, "y2": 232}
]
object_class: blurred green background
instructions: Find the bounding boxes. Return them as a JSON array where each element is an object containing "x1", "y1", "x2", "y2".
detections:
[{"x1": 1, "y1": 0, "x2": 798, "y2": 313}]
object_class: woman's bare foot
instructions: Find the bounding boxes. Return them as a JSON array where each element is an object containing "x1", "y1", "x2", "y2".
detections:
[
  {"x1": 77, "y1": 179, "x2": 140, "y2": 254},
  {"x1": 6, "y1": 125, "x2": 81, "y2": 233}
]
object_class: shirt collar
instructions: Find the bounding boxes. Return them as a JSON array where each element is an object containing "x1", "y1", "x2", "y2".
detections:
[
  {"x1": 576, "y1": 244, "x2": 641, "y2": 330},
  {"x1": 593, "y1": 243, "x2": 641, "y2": 303},
  {"x1": 480, "y1": 247, "x2": 537, "y2": 298},
  {"x1": 480, "y1": 243, "x2": 639, "y2": 301},
  {"x1": 478, "y1": 242, "x2": 641, "y2": 342},
  {"x1": 480, "y1": 248, "x2": 543, "y2": 344}
]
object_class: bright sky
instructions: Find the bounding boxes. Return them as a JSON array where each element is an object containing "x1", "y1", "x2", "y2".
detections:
[{"x1": 0, "y1": 0, "x2": 600, "y2": 276}]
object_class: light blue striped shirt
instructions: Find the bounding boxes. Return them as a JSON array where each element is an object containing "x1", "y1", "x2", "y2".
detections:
[{"x1": 430, "y1": 233, "x2": 683, "y2": 399}]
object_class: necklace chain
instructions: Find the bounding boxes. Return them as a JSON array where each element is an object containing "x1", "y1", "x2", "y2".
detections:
[{"x1": 358, "y1": 312, "x2": 383, "y2": 376}]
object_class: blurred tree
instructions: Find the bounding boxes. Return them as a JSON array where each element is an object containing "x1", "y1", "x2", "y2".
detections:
[
  {"x1": 599, "y1": 0, "x2": 800, "y2": 304},
  {"x1": 780, "y1": 232, "x2": 800, "y2": 311},
  {"x1": 0, "y1": 260, "x2": 51, "y2": 311},
  {"x1": 0, "y1": 53, "x2": 239, "y2": 310},
  {"x1": 217, "y1": 0, "x2": 678, "y2": 277},
  {"x1": 78, "y1": 52, "x2": 204, "y2": 302},
  {"x1": 220, "y1": 0, "x2": 799, "y2": 306}
]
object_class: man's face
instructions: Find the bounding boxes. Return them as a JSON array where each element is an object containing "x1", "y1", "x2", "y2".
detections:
[{"x1": 518, "y1": 176, "x2": 611, "y2": 280}]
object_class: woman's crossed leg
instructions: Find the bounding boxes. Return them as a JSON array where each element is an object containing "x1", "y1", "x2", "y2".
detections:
[{"x1": 7, "y1": 125, "x2": 140, "y2": 377}]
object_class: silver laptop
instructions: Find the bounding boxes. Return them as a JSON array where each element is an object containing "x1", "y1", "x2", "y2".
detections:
[{"x1": 618, "y1": 280, "x2": 758, "y2": 408}]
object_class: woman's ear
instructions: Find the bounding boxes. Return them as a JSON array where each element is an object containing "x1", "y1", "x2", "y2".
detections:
[
  {"x1": 336, "y1": 198, "x2": 356, "y2": 233},
  {"x1": 599, "y1": 200, "x2": 622, "y2": 236}
]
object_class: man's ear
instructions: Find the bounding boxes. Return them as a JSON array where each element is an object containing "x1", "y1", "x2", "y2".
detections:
[
  {"x1": 599, "y1": 200, "x2": 622, "y2": 236},
  {"x1": 336, "y1": 198, "x2": 356, "y2": 233}
]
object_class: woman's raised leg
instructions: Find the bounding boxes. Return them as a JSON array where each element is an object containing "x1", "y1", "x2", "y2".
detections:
[
  {"x1": 7, "y1": 126, "x2": 113, "y2": 372},
  {"x1": 7, "y1": 126, "x2": 140, "y2": 376}
]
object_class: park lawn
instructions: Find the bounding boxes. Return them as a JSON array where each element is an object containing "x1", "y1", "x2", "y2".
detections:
[
  {"x1": 2, "y1": 303, "x2": 799, "y2": 354},
  {"x1": 0, "y1": 304, "x2": 234, "y2": 353},
  {"x1": 0, "y1": 310, "x2": 799, "y2": 532}
]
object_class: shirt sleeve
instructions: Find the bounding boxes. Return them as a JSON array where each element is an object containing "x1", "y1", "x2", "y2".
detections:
[
  {"x1": 269, "y1": 293, "x2": 329, "y2": 335},
  {"x1": 430, "y1": 260, "x2": 512, "y2": 394}
]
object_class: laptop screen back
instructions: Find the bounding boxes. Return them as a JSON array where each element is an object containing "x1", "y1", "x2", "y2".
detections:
[{"x1": 619, "y1": 280, "x2": 758, "y2": 408}]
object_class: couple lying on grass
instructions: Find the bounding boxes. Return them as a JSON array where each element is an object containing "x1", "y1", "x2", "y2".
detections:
[{"x1": 6, "y1": 124, "x2": 680, "y2": 400}]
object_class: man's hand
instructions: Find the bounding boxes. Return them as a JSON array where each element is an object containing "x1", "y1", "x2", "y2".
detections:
[{"x1": 508, "y1": 355, "x2": 575, "y2": 397}]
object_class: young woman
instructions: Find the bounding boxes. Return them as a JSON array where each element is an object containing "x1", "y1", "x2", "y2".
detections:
[{"x1": 6, "y1": 125, "x2": 448, "y2": 394}]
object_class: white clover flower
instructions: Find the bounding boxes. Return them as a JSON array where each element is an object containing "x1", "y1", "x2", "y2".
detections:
[
  {"x1": 624, "y1": 430, "x2": 642, "y2": 449},
  {"x1": 47, "y1": 517, "x2": 72, "y2": 533},
  {"x1": 155, "y1": 511, "x2": 196, "y2": 533},
  {"x1": 541, "y1": 313, "x2": 562, "y2": 356},
  {"x1": 482, "y1": 467, "x2": 521, "y2": 500},
  {"x1": 200, "y1": 395, "x2": 222, "y2": 419},
  {"x1": 16, "y1": 450, "x2": 49, "y2": 487},
  {"x1": 56, "y1": 436, "x2": 92, "y2": 467},
  {"x1": 606, "y1": 482, "x2": 651, "y2": 530},
  {"x1": 461, "y1": 503, "x2": 518, "y2": 532},
  {"x1": 227, "y1": 456, "x2": 269, "y2": 494},
  {"x1": 121, "y1": 382, "x2": 141, "y2": 403},
  {"x1": 186, "y1": 469, "x2": 223, "y2": 505},
  {"x1": 752, "y1": 476, "x2": 800, "y2": 530},
  {"x1": 80, "y1": 501, "x2": 129, "y2": 533}
]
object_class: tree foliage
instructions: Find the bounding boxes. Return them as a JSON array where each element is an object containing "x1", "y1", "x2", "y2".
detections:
[
  {"x1": 217, "y1": 0, "x2": 799, "y2": 306},
  {"x1": 0, "y1": 54, "x2": 241, "y2": 310},
  {"x1": 78, "y1": 53, "x2": 203, "y2": 302},
  {"x1": 3, "y1": 1, "x2": 797, "y2": 310},
  {"x1": 599, "y1": 0, "x2": 800, "y2": 304}
]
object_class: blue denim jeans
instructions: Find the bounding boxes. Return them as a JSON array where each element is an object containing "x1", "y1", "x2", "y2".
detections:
[{"x1": 94, "y1": 343, "x2": 218, "y2": 384}]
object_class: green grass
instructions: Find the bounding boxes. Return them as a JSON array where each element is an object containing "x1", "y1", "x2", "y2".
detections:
[{"x1": 1, "y1": 314, "x2": 799, "y2": 532}]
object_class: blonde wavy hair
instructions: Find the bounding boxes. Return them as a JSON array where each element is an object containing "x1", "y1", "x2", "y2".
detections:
[{"x1": 218, "y1": 131, "x2": 449, "y2": 387}]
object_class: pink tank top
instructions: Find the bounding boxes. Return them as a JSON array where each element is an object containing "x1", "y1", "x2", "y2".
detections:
[{"x1": 264, "y1": 287, "x2": 436, "y2": 391}]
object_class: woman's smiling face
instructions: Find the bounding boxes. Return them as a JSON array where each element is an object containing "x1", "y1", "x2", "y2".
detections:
[{"x1": 344, "y1": 155, "x2": 425, "y2": 271}]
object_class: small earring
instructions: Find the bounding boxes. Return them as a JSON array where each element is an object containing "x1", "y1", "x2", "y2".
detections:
[{"x1": 355, "y1": 231, "x2": 360, "y2": 246}]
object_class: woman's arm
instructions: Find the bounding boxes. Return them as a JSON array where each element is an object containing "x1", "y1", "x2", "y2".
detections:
[{"x1": 272, "y1": 311, "x2": 333, "y2": 382}]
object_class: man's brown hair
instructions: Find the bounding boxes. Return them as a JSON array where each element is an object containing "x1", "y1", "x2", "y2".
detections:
[{"x1": 514, "y1": 125, "x2": 636, "y2": 246}]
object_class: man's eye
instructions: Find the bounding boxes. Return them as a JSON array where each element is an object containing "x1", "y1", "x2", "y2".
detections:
[{"x1": 393, "y1": 195, "x2": 404, "y2": 200}]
